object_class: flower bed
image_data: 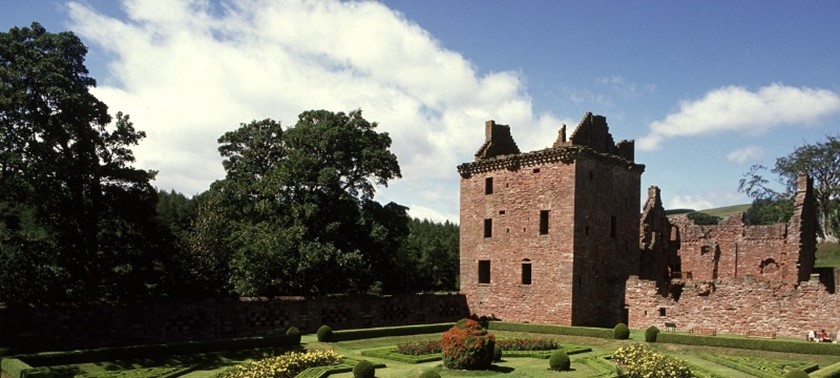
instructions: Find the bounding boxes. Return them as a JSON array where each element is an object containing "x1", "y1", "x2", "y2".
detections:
[{"x1": 218, "y1": 349, "x2": 341, "y2": 378}]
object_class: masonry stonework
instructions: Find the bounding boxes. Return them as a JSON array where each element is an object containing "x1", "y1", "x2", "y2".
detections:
[
  {"x1": 458, "y1": 111, "x2": 835, "y2": 338},
  {"x1": 458, "y1": 113, "x2": 643, "y2": 327},
  {"x1": 629, "y1": 172, "x2": 834, "y2": 338}
]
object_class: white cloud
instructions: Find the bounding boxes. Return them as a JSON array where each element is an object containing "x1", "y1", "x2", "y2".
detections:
[
  {"x1": 726, "y1": 145, "x2": 763, "y2": 164},
  {"x1": 667, "y1": 195, "x2": 714, "y2": 211},
  {"x1": 66, "y1": 0, "x2": 565, "y2": 221},
  {"x1": 639, "y1": 84, "x2": 840, "y2": 150}
]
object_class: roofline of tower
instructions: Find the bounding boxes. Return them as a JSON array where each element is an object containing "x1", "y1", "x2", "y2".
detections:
[{"x1": 457, "y1": 144, "x2": 645, "y2": 178}]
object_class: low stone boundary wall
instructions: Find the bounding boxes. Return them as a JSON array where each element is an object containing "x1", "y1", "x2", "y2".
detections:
[{"x1": 0, "y1": 293, "x2": 469, "y2": 353}]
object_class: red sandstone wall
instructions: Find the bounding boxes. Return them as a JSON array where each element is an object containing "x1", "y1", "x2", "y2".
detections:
[
  {"x1": 571, "y1": 158, "x2": 641, "y2": 326},
  {"x1": 459, "y1": 160, "x2": 577, "y2": 325},
  {"x1": 625, "y1": 275, "x2": 839, "y2": 338},
  {"x1": 0, "y1": 294, "x2": 469, "y2": 353}
]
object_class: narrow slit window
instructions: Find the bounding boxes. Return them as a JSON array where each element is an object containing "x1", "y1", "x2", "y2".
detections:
[
  {"x1": 610, "y1": 216, "x2": 617, "y2": 238},
  {"x1": 478, "y1": 260, "x2": 491, "y2": 284},
  {"x1": 521, "y1": 259, "x2": 532, "y2": 285},
  {"x1": 484, "y1": 218, "x2": 493, "y2": 238},
  {"x1": 485, "y1": 177, "x2": 493, "y2": 195},
  {"x1": 539, "y1": 210, "x2": 550, "y2": 235}
]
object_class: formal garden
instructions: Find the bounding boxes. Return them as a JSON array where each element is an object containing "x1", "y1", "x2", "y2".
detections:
[{"x1": 3, "y1": 320, "x2": 840, "y2": 378}]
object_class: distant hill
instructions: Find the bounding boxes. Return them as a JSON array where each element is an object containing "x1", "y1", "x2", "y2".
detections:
[{"x1": 666, "y1": 203, "x2": 751, "y2": 219}]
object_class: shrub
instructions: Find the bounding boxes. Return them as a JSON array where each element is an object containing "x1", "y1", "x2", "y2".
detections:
[
  {"x1": 219, "y1": 349, "x2": 341, "y2": 378},
  {"x1": 613, "y1": 343, "x2": 692, "y2": 378},
  {"x1": 396, "y1": 340, "x2": 442, "y2": 355},
  {"x1": 419, "y1": 371, "x2": 441, "y2": 378},
  {"x1": 645, "y1": 326, "x2": 660, "y2": 343},
  {"x1": 352, "y1": 360, "x2": 375, "y2": 378},
  {"x1": 785, "y1": 369, "x2": 810, "y2": 378},
  {"x1": 317, "y1": 325, "x2": 333, "y2": 342},
  {"x1": 493, "y1": 344, "x2": 502, "y2": 362},
  {"x1": 487, "y1": 321, "x2": 613, "y2": 338},
  {"x1": 285, "y1": 326, "x2": 300, "y2": 336},
  {"x1": 614, "y1": 323, "x2": 630, "y2": 340},
  {"x1": 549, "y1": 350, "x2": 571, "y2": 371},
  {"x1": 330, "y1": 323, "x2": 453, "y2": 342},
  {"x1": 496, "y1": 338, "x2": 558, "y2": 351},
  {"x1": 441, "y1": 318, "x2": 496, "y2": 370}
]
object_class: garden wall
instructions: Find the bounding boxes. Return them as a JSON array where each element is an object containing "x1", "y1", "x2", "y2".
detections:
[
  {"x1": 625, "y1": 274, "x2": 840, "y2": 339},
  {"x1": 0, "y1": 293, "x2": 469, "y2": 353}
]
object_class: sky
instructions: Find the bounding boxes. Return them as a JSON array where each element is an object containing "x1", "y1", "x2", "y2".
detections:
[{"x1": 2, "y1": 0, "x2": 840, "y2": 223}]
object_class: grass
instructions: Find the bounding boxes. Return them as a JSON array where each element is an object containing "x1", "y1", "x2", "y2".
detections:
[
  {"x1": 816, "y1": 242, "x2": 840, "y2": 268},
  {"x1": 7, "y1": 327, "x2": 840, "y2": 377}
]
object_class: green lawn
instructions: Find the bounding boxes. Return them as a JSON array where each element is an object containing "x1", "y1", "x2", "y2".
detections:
[
  {"x1": 816, "y1": 242, "x2": 840, "y2": 268},
  {"x1": 10, "y1": 328, "x2": 840, "y2": 377}
]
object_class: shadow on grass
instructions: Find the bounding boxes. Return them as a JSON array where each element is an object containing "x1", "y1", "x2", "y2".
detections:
[{"x1": 41, "y1": 346, "x2": 304, "y2": 376}]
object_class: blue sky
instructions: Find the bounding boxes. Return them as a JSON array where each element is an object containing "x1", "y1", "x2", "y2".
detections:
[{"x1": 3, "y1": 1, "x2": 840, "y2": 222}]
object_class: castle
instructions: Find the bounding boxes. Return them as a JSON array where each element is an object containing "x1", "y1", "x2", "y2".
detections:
[{"x1": 458, "y1": 113, "x2": 839, "y2": 337}]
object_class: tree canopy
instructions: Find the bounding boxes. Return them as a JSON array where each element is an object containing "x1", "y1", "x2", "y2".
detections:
[
  {"x1": 739, "y1": 135, "x2": 840, "y2": 239},
  {"x1": 190, "y1": 110, "x2": 415, "y2": 296},
  {"x1": 0, "y1": 23, "x2": 164, "y2": 302}
]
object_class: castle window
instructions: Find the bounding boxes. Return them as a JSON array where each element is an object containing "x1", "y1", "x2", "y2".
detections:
[
  {"x1": 585, "y1": 225, "x2": 590, "y2": 235},
  {"x1": 485, "y1": 177, "x2": 493, "y2": 194},
  {"x1": 521, "y1": 259, "x2": 532, "y2": 285},
  {"x1": 701, "y1": 246, "x2": 711, "y2": 254},
  {"x1": 533, "y1": 168, "x2": 540, "y2": 173},
  {"x1": 610, "y1": 216, "x2": 617, "y2": 237},
  {"x1": 539, "y1": 210, "x2": 550, "y2": 235},
  {"x1": 659, "y1": 307, "x2": 667, "y2": 317},
  {"x1": 499, "y1": 210, "x2": 506, "y2": 215},
  {"x1": 478, "y1": 260, "x2": 491, "y2": 284},
  {"x1": 484, "y1": 218, "x2": 493, "y2": 238},
  {"x1": 589, "y1": 170, "x2": 593, "y2": 180}
]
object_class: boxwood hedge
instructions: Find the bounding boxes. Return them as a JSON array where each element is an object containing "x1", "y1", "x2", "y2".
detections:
[{"x1": 487, "y1": 321, "x2": 613, "y2": 339}]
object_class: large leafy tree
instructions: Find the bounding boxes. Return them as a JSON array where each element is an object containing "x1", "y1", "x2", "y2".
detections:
[
  {"x1": 197, "y1": 110, "x2": 408, "y2": 296},
  {"x1": 739, "y1": 135, "x2": 840, "y2": 240},
  {"x1": 0, "y1": 23, "x2": 162, "y2": 302}
]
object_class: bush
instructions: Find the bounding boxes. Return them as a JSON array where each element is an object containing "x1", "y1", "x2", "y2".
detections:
[
  {"x1": 613, "y1": 343, "x2": 692, "y2": 378},
  {"x1": 493, "y1": 344, "x2": 502, "y2": 362},
  {"x1": 549, "y1": 350, "x2": 570, "y2": 371},
  {"x1": 487, "y1": 321, "x2": 613, "y2": 338},
  {"x1": 331, "y1": 323, "x2": 453, "y2": 342},
  {"x1": 645, "y1": 326, "x2": 660, "y2": 343},
  {"x1": 785, "y1": 369, "x2": 810, "y2": 378},
  {"x1": 396, "y1": 340, "x2": 442, "y2": 355},
  {"x1": 441, "y1": 318, "x2": 496, "y2": 370},
  {"x1": 419, "y1": 371, "x2": 441, "y2": 378},
  {"x1": 496, "y1": 338, "x2": 558, "y2": 351},
  {"x1": 352, "y1": 360, "x2": 375, "y2": 378},
  {"x1": 614, "y1": 323, "x2": 630, "y2": 340},
  {"x1": 656, "y1": 332, "x2": 840, "y2": 355},
  {"x1": 219, "y1": 349, "x2": 341, "y2": 378},
  {"x1": 285, "y1": 326, "x2": 300, "y2": 336},
  {"x1": 317, "y1": 325, "x2": 333, "y2": 342}
]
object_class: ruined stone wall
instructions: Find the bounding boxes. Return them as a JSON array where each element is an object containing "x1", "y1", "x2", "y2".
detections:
[
  {"x1": 459, "y1": 159, "x2": 578, "y2": 325},
  {"x1": 673, "y1": 173, "x2": 816, "y2": 287},
  {"x1": 626, "y1": 275, "x2": 839, "y2": 338},
  {"x1": 0, "y1": 294, "x2": 469, "y2": 353}
]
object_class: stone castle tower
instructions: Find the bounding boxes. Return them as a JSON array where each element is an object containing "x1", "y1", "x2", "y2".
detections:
[{"x1": 457, "y1": 113, "x2": 644, "y2": 327}]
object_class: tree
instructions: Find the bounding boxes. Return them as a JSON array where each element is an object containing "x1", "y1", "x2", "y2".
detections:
[
  {"x1": 0, "y1": 23, "x2": 162, "y2": 302},
  {"x1": 686, "y1": 211, "x2": 721, "y2": 225},
  {"x1": 739, "y1": 135, "x2": 840, "y2": 241},
  {"x1": 200, "y1": 110, "x2": 405, "y2": 296}
]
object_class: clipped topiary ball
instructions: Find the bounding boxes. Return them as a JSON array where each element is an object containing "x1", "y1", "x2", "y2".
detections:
[
  {"x1": 317, "y1": 325, "x2": 333, "y2": 342},
  {"x1": 419, "y1": 370, "x2": 441, "y2": 378},
  {"x1": 493, "y1": 344, "x2": 502, "y2": 362},
  {"x1": 549, "y1": 350, "x2": 571, "y2": 371},
  {"x1": 614, "y1": 322, "x2": 630, "y2": 340},
  {"x1": 645, "y1": 325, "x2": 660, "y2": 342},
  {"x1": 285, "y1": 326, "x2": 300, "y2": 336},
  {"x1": 352, "y1": 359, "x2": 375, "y2": 378},
  {"x1": 784, "y1": 369, "x2": 810, "y2": 378}
]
